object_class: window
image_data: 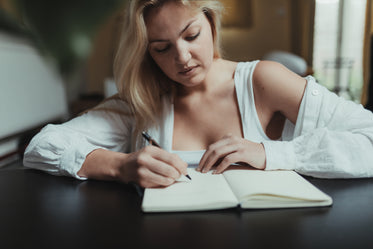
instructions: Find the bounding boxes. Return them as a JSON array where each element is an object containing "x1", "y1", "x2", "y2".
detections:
[{"x1": 313, "y1": 0, "x2": 367, "y2": 102}]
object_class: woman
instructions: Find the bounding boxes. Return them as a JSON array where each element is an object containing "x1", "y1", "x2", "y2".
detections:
[{"x1": 24, "y1": 0, "x2": 373, "y2": 188}]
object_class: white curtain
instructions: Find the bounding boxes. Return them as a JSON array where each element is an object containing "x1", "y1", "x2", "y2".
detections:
[{"x1": 313, "y1": 0, "x2": 367, "y2": 102}]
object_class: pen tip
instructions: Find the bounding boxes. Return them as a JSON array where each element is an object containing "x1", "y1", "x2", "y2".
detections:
[
  {"x1": 142, "y1": 131, "x2": 150, "y2": 140},
  {"x1": 186, "y1": 174, "x2": 192, "y2": 180}
]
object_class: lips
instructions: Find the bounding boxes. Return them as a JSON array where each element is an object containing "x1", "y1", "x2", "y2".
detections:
[{"x1": 179, "y1": 65, "x2": 198, "y2": 75}]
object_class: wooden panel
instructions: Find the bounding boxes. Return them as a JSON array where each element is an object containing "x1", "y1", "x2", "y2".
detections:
[{"x1": 220, "y1": 0, "x2": 253, "y2": 28}]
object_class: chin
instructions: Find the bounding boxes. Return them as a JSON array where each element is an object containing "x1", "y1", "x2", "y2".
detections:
[
  {"x1": 178, "y1": 80, "x2": 202, "y2": 88},
  {"x1": 179, "y1": 75, "x2": 206, "y2": 88}
]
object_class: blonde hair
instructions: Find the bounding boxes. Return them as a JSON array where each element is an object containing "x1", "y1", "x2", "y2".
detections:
[{"x1": 113, "y1": 0, "x2": 223, "y2": 136}]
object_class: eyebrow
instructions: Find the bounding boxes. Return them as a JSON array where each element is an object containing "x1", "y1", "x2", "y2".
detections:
[{"x1": 149, "y1": 18, "x2": 198, "y2": 43}]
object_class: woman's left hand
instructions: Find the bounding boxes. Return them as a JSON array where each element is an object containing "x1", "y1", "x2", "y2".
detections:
[{"x1": 197, "y1": 134, "x2": 266, "y2": 174}]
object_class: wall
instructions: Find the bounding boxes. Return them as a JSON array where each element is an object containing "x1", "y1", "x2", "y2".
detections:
[
  {"x1": 221, "y1": 0, "x2": 292, "y2": 61},
  {"x1": 361, "y1": 0, "x2": 373, "y2": 105},
  {"x1": 0, "y1": 32, "x2": 68, "y2": 143},
  {"x1": 84, "y1": 12, "x2": 121, "y2": 94}
]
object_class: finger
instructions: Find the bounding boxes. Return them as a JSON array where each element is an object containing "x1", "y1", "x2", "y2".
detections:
[
  {"x1": 199, "y1": 137, "x2": 231, "y2": 167},
  {"x1": 198, "y1": 142, "x2": 238, "y2": 173},
  {"x1": 153, "y1": 150, "x2": 188, "y2": 176},
  {"x1": 145, "y1": 146, "x2": 188, "y2": 176},
  {"x1": 168, "y1": 153, "x2": 188, "y2": 176},
  {"x1": 137, "y1": 167, "x2": 176, "y2": 188},
  {"x1": 137, "y1": 146, "x2": 181, "y2": 179},
  {"x1": 213, "y1": 153, "x2": 241, "y2": 174},
  {"x1": 198, "y1": 139, "x2": 230, "y2": 170},
  {"x1": 146, "y1": 155, "x2": 182, "y2": 180}
]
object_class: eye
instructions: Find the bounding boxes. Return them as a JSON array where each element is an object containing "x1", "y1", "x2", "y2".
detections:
[
  {"x1": 154, "y1": 44, "x2": 171, "y2": 53},
  {"x1": 185, "y1": 31, "x2": 200, "y2": 41}
]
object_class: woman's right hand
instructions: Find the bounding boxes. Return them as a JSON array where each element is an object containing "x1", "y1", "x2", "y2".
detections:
[
  {"x1": 79, "y1": 147, "x2": 188, "y2": 188},
  {"x1": 118, "y1": 146, "x2": 188, "y2": 188}
]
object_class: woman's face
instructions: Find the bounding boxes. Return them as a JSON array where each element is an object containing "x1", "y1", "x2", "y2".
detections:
[{"x1": 145, "y1": 2, "x2": 215, "y2": 88}]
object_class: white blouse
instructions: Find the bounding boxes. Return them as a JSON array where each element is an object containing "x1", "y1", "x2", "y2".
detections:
[{"x1": 24, "y1": 61, "x2": 373, "y2": 179}]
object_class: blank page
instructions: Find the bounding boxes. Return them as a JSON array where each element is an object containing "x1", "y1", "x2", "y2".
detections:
[{"x1": 142, "y1": 169, "x2": 238, "y2": 212}]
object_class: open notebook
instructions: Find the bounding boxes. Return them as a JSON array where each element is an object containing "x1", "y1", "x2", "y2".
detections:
[{"x1": 142, "y1": 167, "x2": 333, "y2": 212}]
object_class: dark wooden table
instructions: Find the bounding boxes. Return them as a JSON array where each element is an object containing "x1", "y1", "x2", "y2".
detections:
[{"x1": 1, "y1": 161, "x2": 373, "y2": 249}]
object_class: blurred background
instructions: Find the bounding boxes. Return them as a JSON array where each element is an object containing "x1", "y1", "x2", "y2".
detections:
[{"x1": 0, "y1": 0, "x2": 372, "y2": 165}]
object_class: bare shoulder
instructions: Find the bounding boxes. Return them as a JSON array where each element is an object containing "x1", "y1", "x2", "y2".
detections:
[
  {"x1": 216, "y1": 59, "x2": 238, "y2": 79},
  {"x1": 253, "y1": 60, "x2": 306, "y2": 91},
  {"x1": 252, "y1": 60, "x2": 307, "y2": 123}
]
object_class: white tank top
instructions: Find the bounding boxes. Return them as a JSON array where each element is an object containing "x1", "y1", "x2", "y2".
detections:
[{"x1": 172, "y1": 150, "x2": 205, "y2": 168}]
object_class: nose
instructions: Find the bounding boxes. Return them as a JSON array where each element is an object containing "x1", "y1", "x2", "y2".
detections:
[{"x1": 175, "y1": 42, "x2": 191, "y2": 64}]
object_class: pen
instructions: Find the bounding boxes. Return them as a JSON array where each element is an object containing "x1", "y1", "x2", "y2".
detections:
[{"x1": 141, "y1": 131, "x2": 192, "y2": 180}]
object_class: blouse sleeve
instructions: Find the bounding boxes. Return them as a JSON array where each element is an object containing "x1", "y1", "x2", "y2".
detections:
[
  {"x1": 23, "y1": 97, "x2": 134, "y2": 179},
  {"x1": 262, "y1": 76, "x2": 373, "y2": 178}
]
